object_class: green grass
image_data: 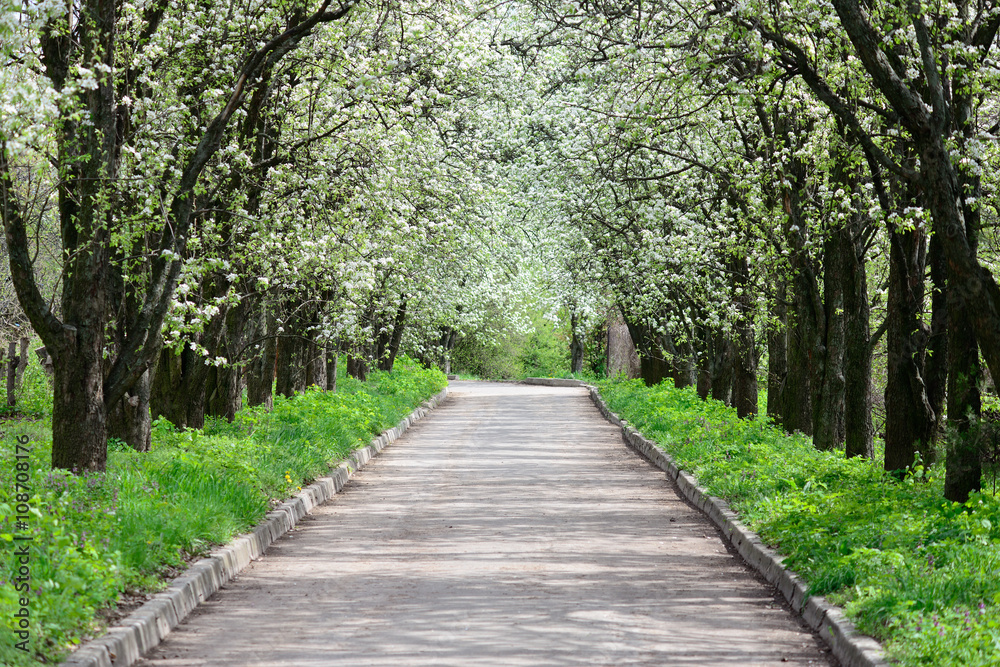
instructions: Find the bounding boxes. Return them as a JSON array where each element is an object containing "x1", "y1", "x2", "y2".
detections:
[
  {"x1": 0, "y1": 357, "x2": 446, "y2": 665},
  {"x1": 598, "y1": 378, "x2": 1000, "y2": 667}
]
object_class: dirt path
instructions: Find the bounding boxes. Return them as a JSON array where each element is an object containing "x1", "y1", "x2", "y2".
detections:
[{"x1": 137, "y1": 381, "x2": 836, "y2": 666}]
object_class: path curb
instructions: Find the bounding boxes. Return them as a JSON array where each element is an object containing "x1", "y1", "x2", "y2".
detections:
[
  {"x1": 61, "y1": 387, "x2": 449, "y2": 667},
  {"x1": 521, "y1": 377, "x2": 587, "y2": 387},
  {"x1": 587, "y1": 386, "x2": 886, "y2": 667}
]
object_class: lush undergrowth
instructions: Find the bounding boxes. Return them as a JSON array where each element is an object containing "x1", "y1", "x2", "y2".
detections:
[
  {"x1": 0, "y1": 358, "x2": 446, "y2": 665},
  {"x1": 599, "y1": 378, "x2": 1000, "y2": 667}
]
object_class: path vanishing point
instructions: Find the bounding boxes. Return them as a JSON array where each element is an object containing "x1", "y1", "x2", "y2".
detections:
[{"x1": 136, "y1": 381, "x2": 837, "y2": 666}]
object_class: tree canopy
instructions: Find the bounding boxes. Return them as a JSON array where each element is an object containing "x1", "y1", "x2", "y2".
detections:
[{"x1": 3, "y1": 0, "x2": 1000, "y2": 501}]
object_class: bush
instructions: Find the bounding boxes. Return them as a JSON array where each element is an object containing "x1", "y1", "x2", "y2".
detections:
[{"x1": 451, "y1": 329, "x2": 525, "y2": 379}]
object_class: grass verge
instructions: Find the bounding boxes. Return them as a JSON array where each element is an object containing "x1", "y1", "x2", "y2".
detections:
[
  {"x1": 598, "y1": 378, "x2": 1000, "y2": 667},
  {"x1": 0, "y1": 357, "x2": 446, "y2": 665}
]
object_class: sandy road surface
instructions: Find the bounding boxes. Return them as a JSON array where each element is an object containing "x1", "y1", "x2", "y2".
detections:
[{"x1": 137, "y1": 381, "x2": 836, "y2": 666}]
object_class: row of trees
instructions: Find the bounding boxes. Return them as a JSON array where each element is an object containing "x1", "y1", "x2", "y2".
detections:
[
  {"x1": 499, "y1": 0, "x2": 1000, "y2": 502},
  {"x1": 1, "y1": 0, "x2": 541, "y2": 471},
  {"x1": 4, "y1": 0, "x2": 1000, "y2": 503}
]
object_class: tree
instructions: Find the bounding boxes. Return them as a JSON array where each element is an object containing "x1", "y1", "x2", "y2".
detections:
[{"x1": 1, "y1": 0, "x2": 357, "y2": 471}]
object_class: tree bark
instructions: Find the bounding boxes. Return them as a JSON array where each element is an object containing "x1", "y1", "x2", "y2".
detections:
[
  {"x1": 439, "y1": 327, "x2": 458, "y2": 374},
  {"x1": 326, "y1": 345, "x2": 338, "y2": 392},
  {"x1": 14, "y1": 337, "x2": 28, "y2": 391},
  {"x1": 378, "y1": 299, "x2": 407, "y2": 372},
  {"x1": 276, "y1": 336, "x2": 305, "y2": 398},
  {"x1": 943, "y1": 76, "x2": 985, "y2": 502},
  {"x1": 107, "y1": 370, "x2": 151, "y2": 451},
  {"x1": 731, "y1": 255, "x2": 758, "y2": 419},
  {"x1": 709, "y1": 331, "x2": 735, "y2": 405},
  {"x1": 247, "y1": 308, "x2": 277, "y2": 409},
  {"x1": 782, "y1": 308, "x2": 813, "y2": 435},
  {"x1": 6, "y1": 341, "x2": 16, "y2": 408},
  {"x1": 569, "y1": 310, "x2": 584, "y2": 375},
  {"x1": 304, "y1": 339, "x2": 326, "y2": 388},
  {"x1": 767, "y1": 283, "x2": 788, "y2": 426},
  {"x1": 925, "y1": 231, "x2": 949, "y2": 446},
  {"x1": 944, "y1": 285, "x2": 982, "y2": 502},
  {"x1": 205, "y1": 364, "x2": 242, "y2": 422},
  {"x1": 51, "y1": 339, "x2": 108, "y2": 471},
  {"x1": 883, "y1": 224, "x2": 935, "y2": 474},
  {"x1": 812, "y1": 233, "x2": 846, "y2": 451},
  {"x1": 148, "y1": 279, "x2": 227, "y2": 430},
  {"x1": 842, "y1": 224, "x2": 873, "y2": 458},
  {"x1": 622, "y1": 315, "x2": 671, "y2": 386},
  {"x1": 150, "y1": 345, "x2": 208, "y2": 429},
  {"x1": 671, "y1": 336, "x2": 697, "y2": 389}
]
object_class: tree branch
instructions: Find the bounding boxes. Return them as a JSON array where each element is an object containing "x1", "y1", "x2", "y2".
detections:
[
  {"x1": 0, "y1": 143, "x2": 65, "y2": 346},
  {"x1": 739, "y1": 15, "x2": 917, "y2": 181},
  {"x1": 103, "y1": 0, "x2": 359, "y2": 407}
]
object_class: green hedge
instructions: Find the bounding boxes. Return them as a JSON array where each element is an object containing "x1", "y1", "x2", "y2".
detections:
[
  {"x1": 0, "y1": 357, "x2": 446, "y2": 665},
  {"x1": 598, "y1": 378, "x2": 1000, "y2": 667}
]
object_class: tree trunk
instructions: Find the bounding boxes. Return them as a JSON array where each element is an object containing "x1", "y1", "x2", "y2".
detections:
[
  {"x1": 107, "y1": 370, "x2": 151, "y2": 451},
  {"x1": 782, "y1": 310, "x2": 813, "y2": 435},
  {"x1": 326, "y1": 346, "x2": 338, "y2": 392},
  {"x1": 346, "y1": 353, "x2": 369, "y2": 381},
  {"x1": 622, "y1": 315, "x2": 671, "y2": 386},
  {"x1": 925, "y1": 231, "x2": 949, "y2": 451},
  {"x1": 205, "y1": 364, "x2": 242, "y2": 422},
  {"x1": 304, "y1": 339, "x2": 326, "y2": 388},
  {"x1": 150, "y1": 345, "x2": 208, "y2": 430},
  {"x1": 696, "y1": 361, "x2": 712, "y2": 400},
  {"x1": 842, "y1": 224, "x2": 873, "y2": 458},
  {"x1": 944, "y1": 286, "x2": 982, "y2": 502},
  {"x1": 247, "y1": 309, "x2": 277, "y2": 408},
  {"x1": 709, "y1": 331, "x2": 735, "y2": 405},
  {"x1": 671, "y1": 336, "x2": 697, "y2": 389},
  {"x1": 941, "y1": 85, "x2": 984, "y2": 501},
  {"x1": 148, "y1": 273, "x2": 229, "y2": 430},
  {"x1": 732, "y1": 330, "x2": 758, "y2": 419},
  {"x1": 812, "y1": 233, "x2": 846, "y2": 451},
  {"x1": 569, "y1": 310, "x2": 584, "y2": 374},
  {"x1": 439, "y1": 327, "x2": 458, "y2": 374},
  {"x1": 732, "y1": 256, "x2": 758, "y2": 419},
  {"x1": 942, "y1": 116, "x2": 983, "y2": 501},
  {"x1": 883, "y1": 224, "x2": 935, "y2": 474},
  {"x1": 767, "y1": 283, "x2": 788, "y2": 426},
  {"x1": 14, "y1": 336, "x2": 28, "y2": 391},
  {"x1": 0, "y1": 349, "x2": 7, "y2": 406},
  {"x1": 6, "y1": 341, "x2": 17, "y2": 407},
  {"x1": 276, "y1": 336, "x2": 304, "y2": 398},
  {"x1": 51, "y1": 343, "x2": 108, "y2": 471},
  {"x1": 378, "y1": 299, "x2": 407, "y2": 372}
]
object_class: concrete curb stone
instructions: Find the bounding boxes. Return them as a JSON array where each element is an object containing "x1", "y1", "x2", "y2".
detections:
[
  {"x1": 521, "y1": 377, "x2": 587, "y2": 387},
  {"x1": 586, "y1": 386, "x2": 887, "y2": 667},
  {"x1": 61, "y1": 386, "x2": 449, "y2": 667}
]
